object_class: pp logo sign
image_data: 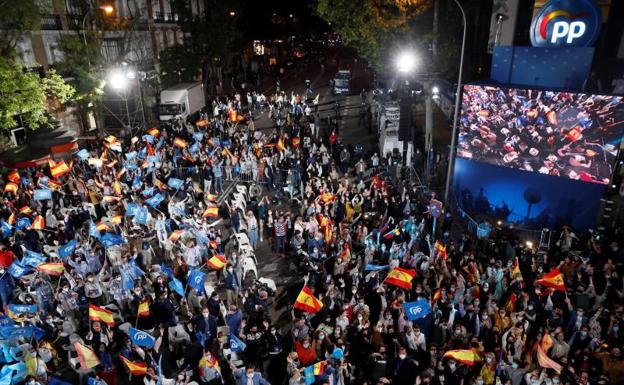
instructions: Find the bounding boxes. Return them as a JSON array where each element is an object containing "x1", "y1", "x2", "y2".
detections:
[
  {"x1": 135, "y1": 333, "x2": 147, "y2": 340},
  {"x1": 409, "y1": 306, "x2": 423, "y2": 316},
  {"x1": 530, "y1": 0, "x2": 601, "y2": 47}
]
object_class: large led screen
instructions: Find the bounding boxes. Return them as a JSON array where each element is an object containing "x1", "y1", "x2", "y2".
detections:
[
  {"x1": 458, "y1": 85, "x2": 624, "y2": 185},
  {"x1": 454, "y1": 158, "x2": 605, "y2": 230}
]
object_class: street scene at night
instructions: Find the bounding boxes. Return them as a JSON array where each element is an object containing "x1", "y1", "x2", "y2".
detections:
[{"x1": 0, "y1": 1, "x2": 624, "y2": 385}]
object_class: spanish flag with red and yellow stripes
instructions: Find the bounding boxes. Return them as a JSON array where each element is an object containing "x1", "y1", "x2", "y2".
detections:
[
  {"x1": 537, "y1": 334, "x2": 562, "y2": 373},
  {"x1": 137, "y1": 300, "x2": 150, "y2": 317},
  {"x1": 432, "y1": 288, "x2": 442, "y2": 303},
  {"x1": 37, "y1": 262, "x2": 65, "y2": 276},
  {"x1": 50, "y1": 160, "x2": 70, "y2": 179},
  {"x1": 384, "y1": 267, "x2": 416, "y2": 290},
  {"x1": 112, "y1": 215, "x2": 123, "y2": 225},
  {"x1": 3, "y1": 183, "x2": 18, "y2": 194},
  {"x1": 435, "y1": 240, "x2": 447, "y2": 260},
  {"x1": 147, "y1": 127, "x2": 159, "y2": 137},
  {"x1": 168, "y1": 230, "x2": 184, "y2": 241},
  {"x1": 206, "y1": 194, "x2": 217, "y2": 202},
  {"x1": 202, "y1": 206, "x2": 219, "y2": 218},
  {"x1": 7, "y1": 212, "x2": 15, "y2": 225},
  {"x1": 174, "y1": 137, "x2": 188, "y2": 148},
  {"x1": 536, "y1": 268, "x2": 566, "y2": 291},
  {"x1": 74, "y1": 342, "x2": 100, "y2": 369},
  {"x1": 19, "y1": 206, "x2": 32, "y2": 215},
  {"x1": 31, "y1": 215, "x2": 45, "y2": 230},
  {"x1": 276, "y1": 137, "x2": 285, "y2": 152},
  {"x1": 120, "y1": 355, "x2": 148, "y2": 375},
  {"x1": 207, "y1": 254, "x2": 226, "y2": 270},
  {"x1": 442, "y1": 349, "x2": 481, "y2": 366},
  {"x1": 89, "y1": 304, "x2": 115, "y2": 326},
  {"x1": 294, "y1": 286, "x2": 323, "y2": 313},
  {"x1": 7, "y1": 170, "x2": 20, "y2": 183}
]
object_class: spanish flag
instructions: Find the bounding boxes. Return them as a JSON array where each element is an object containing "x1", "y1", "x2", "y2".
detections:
[
  {"x1": 7, "y1": 212, "x2": 15, "y2": 225},
  {"x1": 37, "y1": 262, "x2": 65, "y2": 276},
  {"x1": 512, "y1": 257, "x2": 522, "y2": 280},
  {"x1": 276, "y1": 137, "x2": 285, "y2": 152},
  {"x1": 199, "y1": 352, "x2": 221, "y2": 373},
  {"x1": 294, "y1": 286, "x2": 323, "y2": 313},
  {"x1": 292, "y1": 137, "x2": 301, "y2": 148},
  {"x1": 209, "y1": 240, "x2": 218, "y2": 250},
  {"x1": 146, "y1": 141, "x2": 155, "y2": 156},
  {"x1": 104, "y1": 135, "x2": 117, "y2": 144},
  {"x1": 7, "y1": 170, "x2": 20, "y2": 183},
  {"x1": 102, "y1": 195, "x2": 120, "y2": 203},
  {"x1": 74, "y1": 342, "x2": 100, "y2": 369},
  {"x1": 312, "y1": 361, "x2": 326, "y2": 375},
  {"x1": 19, "y1": 206, "x2": 32, "y2": 215},
  {"x1": 323, "y1": 224, "x2": 334, "y2": 244},
  {"x1": 113, "y1": 181, "x2": 122, "y2": 196},
  {"x1": 432, "y1": 288, "x2": 442, "y2": 303},
  {"x1": 435, "y1": 241, "x2": 447, "y2": 260},
  {"x1": 89, "y1": 304, "x2": 115, "y2": 326},
  {"x1": 504, "y1": 293, "x2": 517, "y2": 313},
  {"x1": 47, "y1": 180, "x2": 63, "y2": 191},
  {"x1": 4, "y1": 183, "x2": 18, "y2": 194},
  {"x1": 536, "y1": 268, "x2": 566, "y2": 291},
  {"x1": 319, "y1": 192, "x2": 335, "y2": 204},
  {"x1": 96, "y1": 222, "x2": 111, "y2": 232},
  {"x1": 537, "y1": 334, "x2": 562, "y2": 373},
  {"x1": 338, "y1": 247, "x2": 351, "y2": 262},
  {"x1": 384, "y1": 267, "x2": 416, "y2": 290},
  {"x1": 383, "y1": 227, "x2": 401, "y2": 239},
  {"x1": 443, "y1": 349, "x2": 481, "y2": 366},
  {"x1": 206, "y1": 194, "x2": 217, "y2": 202},
  {"x1": 196, "y1": 119, "x2": 209, "y2": 127},
  {"x1": 207, "y1": 254, "x2": 226, "y2": 270},
  {"x1": 168, "y1": 230, "x2": 184, "y2": 241},
  {"x1": 542, "y1": 333, "x2": 554, "y2": 352},
  {"x1": 120, "y1": 355, "x2": 148, "y2": 375},
  {"x1": 112, "y1": 215, "x2": 123, "y2": 225},
  {"x1": 174, "y1": 137, "x2": 188, "y2": 148},
  {"x1": 147, "y1": 127, "x2": 159, "y2": 137},
  {"x1": 137, "y1": 300, "x2": 150, "y2": 317},
  {"x1": 31, "y1": 215, "x2": 45, "y2": 230},
  {"x1": 154, "y1": 179, "x2": 168, "y2": 190},
  {"x1": 202, "y1": 206, "x2": 219, "y2": 218},
  {"x1": 50, "y1": 160, "x2": 70, "y2": 179}
]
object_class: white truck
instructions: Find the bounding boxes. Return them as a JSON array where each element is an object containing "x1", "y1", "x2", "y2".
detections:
[{"x1": 159, "y1": 82, "x2": 206, "y2": 122}]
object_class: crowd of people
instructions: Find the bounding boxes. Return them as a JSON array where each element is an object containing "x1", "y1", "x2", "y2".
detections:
[
  {"x1": 458, "y1": 85, "x2": 624, "y2": 185},
  {"x1": 0, "y1": 80, "x2": 623, "y2": 385}
]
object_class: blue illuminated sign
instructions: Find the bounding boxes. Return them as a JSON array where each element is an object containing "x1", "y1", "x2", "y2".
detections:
[{"x1": 530, "y1": 0, "x2": 601, "y2": 47}]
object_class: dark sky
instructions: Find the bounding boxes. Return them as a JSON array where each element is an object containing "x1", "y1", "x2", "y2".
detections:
[{"x1": 239, "y1": 0, "x2": 328, "y2": 40}]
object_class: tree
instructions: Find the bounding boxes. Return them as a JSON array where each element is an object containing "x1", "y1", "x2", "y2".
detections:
[
  {"x1": 0, "y1": 56, "x2": 75, "y2": 130},
  {"x1": 317, "y1": 0, "x2": 432, "y2": 70},
  {"x1": 0, "y1": 0, "x2": 42, "y2": 56}
]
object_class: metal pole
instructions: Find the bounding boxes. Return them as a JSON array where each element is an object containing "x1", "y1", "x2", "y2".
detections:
[{"x1": 443, "y1": 0, "x2": 467, "y2": 205}]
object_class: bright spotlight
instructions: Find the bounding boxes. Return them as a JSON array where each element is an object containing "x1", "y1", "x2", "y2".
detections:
[
  {"x1": 526, "y1": 241, "x2": 533, "y2": 249},
  {"x1": 497, "y1": 220, "x2": 502, "y2": 226},
  {"x1": 101, "y1": 5, "x2": 114, "y2": 14},
  {"x1": 396, "y1": 51, "x2": 417, "y2": 73},
  {"x1": 432, "y1": 86, "x2": 440, "y2": 94},
  {"x1": 108, "y1": 70, "x2": 127, "y2": 90}
]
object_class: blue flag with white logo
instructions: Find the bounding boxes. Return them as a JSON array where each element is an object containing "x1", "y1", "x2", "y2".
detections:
[
  {"x1": 125, "y1": 151, "x2": 137, "y2": 160},
  {"x1": 59, "y1": 239, "x2": 77, "y2": 259},
  {"x1": 125, "y1": 202, "x2": 140, "y2": 217},
  {"x1": 89, "y1": 221, "x2": 101, "y2": 239},
  {"x1": 167, "y1": 177, "x2": 184, "y2": 190},
  {"x1": 188, "y1": 269, "x2": 206, "y2": 294},
  {"x1": 135, "y1": 207, "x2": 149, "y2": 225},
  {"x1": 76, "y1": 149, "x2": 89, "y2": 160},
  {"x1": 160, "y1": 263, "x2": 174, "y2": 278},
  {"x1": 15, "y1": 218, "x2": 31, "y2": 231},
  {"x1": 304, "y1": 365, "x2": 315, "y2": 385},
  {"x1": 33, "y1": 189, "x2": 52, "y2": 201},
  {"x1": 22, "y1": 250, "x2": 46, "y2": 268},
  {"x1": 142, "y1": 186, "x2": 154, "y2": 197},
  {"x1": 168, "y1": 277, "x2": 184, "y2": 297},
  {"x1": 7, "y1": 262, "x2": 31, "y2": 279},
  {"x1": 193, "y1": 132, "x2": 204, "y2": 142},
  {"x1": 189, "y1": 143, "x2": 200, "y2": 154},
  {"x1": 100, "y1": 233, "x2": 127, "y2": 248},
  {"x1": 403, "y1": 299, "x2": 431, "y2": 321},
  {"x1": 146, "y1": 194, "x2": 165, "y2": 208},
  {"x1": 128, "y1": 327, "x2": 155, "y2": 348},
  {"x1": 229, "y1": 334, "x2": 247, "y2": 352},
  {"x1": 364, "y1": 264, "x2": 389, "y2": 271},
  {"x1": 192, "y1": 228, "x2": 209, "y2": 245}
]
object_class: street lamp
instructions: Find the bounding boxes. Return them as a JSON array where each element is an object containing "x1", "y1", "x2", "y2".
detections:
[
  {"x1": 82, "y1": 4, "x2": 115, "y2": 45},
  {"x1": 443, "y1": 0, "x2": 467, "y2": 206},
  {"x1": 396, "y1": 51, "x2": 417, "y2": 73},
  {"x1": 229, "y1": 11, "x2": 236, "y2": 16},
  {"x1": 108, "y1": 70, "x2": 128, "y2": 90}
]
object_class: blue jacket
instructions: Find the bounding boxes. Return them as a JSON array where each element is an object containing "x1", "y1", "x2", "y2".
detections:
[
  {"x1": 193, "y1": 314, "x2": 217, "y2": 341},
  {"x1": 225, "y1": 270, "x2": 240, "y2": 291},
  {"x1": 232, "y1": 369, "x2": 270, "y2": 385},
  {"x1": 227, "y1": 310, "x2": 243, "y2": 337}
]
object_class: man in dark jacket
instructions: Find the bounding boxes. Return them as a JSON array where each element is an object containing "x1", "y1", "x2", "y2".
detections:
[{"x1": 193, "y1": 305, "x2": 218, "y2": 349}]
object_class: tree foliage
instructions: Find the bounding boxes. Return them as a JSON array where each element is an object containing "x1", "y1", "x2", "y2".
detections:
[
  {"x1": 317, "y1": 0, "x2": 432, "y2": 70},
  {"x1": 0, "y1": 0, "x2": 42, "y2": 56},
  {"x1": 0, "y1": 57, "x2": 75, "y2": 130}
]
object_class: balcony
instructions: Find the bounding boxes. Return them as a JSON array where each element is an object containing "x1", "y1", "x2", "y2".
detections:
[
  {"x1": 153, "y1": 11, "x2": 178, "y2": 24},
  {"x1": 40, "y1": 14, "x2": 63, "y2": 30}
]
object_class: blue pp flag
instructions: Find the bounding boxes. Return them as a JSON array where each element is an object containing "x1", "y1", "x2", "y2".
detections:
[
  {"x1": 7, "y1": 262, "x2": 31, "y2": 278},
  {"x1": 147, "y1": 155, "x2": 160, "y2": 163},
  {"x1": 142, "y1": 134, "x2": 154, "y2": 143},
  {"x1": 146, "y1": 194, "x2": 165, "y2": 207},
  {"x1": 89, "y1": 221, "x2": 101, "y2": 239},
  {"x1": 0, "y1": 315, "x2": 14, "y2": 328},
  {"x1": 189, "y1": 143, "x2": 200, "y2": 154},
  {"x1": 193, "y1": 132, "x2": 204, "y2": 141},
  {"x1": 125, "y1": 202, "x2": 140, "y2": 217},
  {"x1": 100, "y1": 233, "x2": 127, "y2": 248},
  {"x1": 188, "y1": 269, "x2": 206, "y2": 294},
  {"x1": 125, "y1": 151, "x2": 137, "y2": 160},
  {"x1": 403, "y1": 299, "x2": 431, "y2": 321},
  {"x1": 22, "y1": 250, "x2": 46, "y2": 268},
  {"x1": 15, "y1": 218, "x2": 31, "y2": 231},
  {"x1": 142, "y1": 186, "x2": 154, "y2": 197},
  {"x1": 33, "y1": 189, "x2": 52, "y2": 201},
  {"x1": 88, "y1": 378, "x2": 107, "y2": 385},
  {"x1": 229, "y1": 334, "x2": 247, "y2": 352},
  {"x1": 76, "y1": 149, "x2": 89, "y2": 160},
  {"x1": 7, "y1": 304, "x2": 37, "y2": 316},
  {"x1": 59, "y1": 239, "x2": 77, "y2": 259},
  {"x1": 0, "y1": 221, "x2": 12, "y2": 238},
  {"x1": 160, "y1": 263, "x2": 174, "y2": 278},
  {"x1": 192, "y1": 228, "x2": 208, "y2": 245},
  {"x1": 0, "y1": 326, "x2": 44, "y2": 340},
  {"x1": 132, "y1": 174, "x2": 142, "y2": 190},
  {"x1": 0, "y1": 362, "x2": 27, "y2": 384},
  {"x1": 167, "y1": 177, "x2": 184, "y2": 190},
  {"x1": 128, "y1": 327, "x2": 155, "y2": 348},
  {"x1": 364, "y1": 264, "x2": 389, "y2": 271},
  {"x1": 120, "y1": 269, "x2": 134, "y2": 290},
  {"x1": 135, "y1": 207, "x2": 149, "y2": 225},
  {"x1": 168, "y1": 277, "x2": 185, "y2": 297},
  {"x1": 304, "y1": 365, "x2": 315, "y2": 385}
]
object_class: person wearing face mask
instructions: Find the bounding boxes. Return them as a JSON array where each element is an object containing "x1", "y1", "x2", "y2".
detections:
[
  {"x1": 393, "y1": 346, "x2": 418, "y2": 385},
  {"x1": 194, "y1": 306, "x2": 218, "y2": 349},
  {"x1": 232, "y1": 363, "x2": 271, "y2": 385},
  {"x1": 444, "y1": 359, "x2": 464, "y2": 385},
  {"x1": 294, "y1": 336, "x2": 316, "y2": 367},
  {"x1": 479, "y1": 353, "x2": 496, "y2": 385},
  {"x1": 265, "y1": 325, "x2": 284, "y2": 384}
]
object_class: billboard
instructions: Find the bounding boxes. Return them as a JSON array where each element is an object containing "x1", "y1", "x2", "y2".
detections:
[
  {"x1": 453, "y1": 158, "x2": 605, "y2": 230},
  {"x1": 458, "y1": 85, "x2": 624, "y2": 185}
]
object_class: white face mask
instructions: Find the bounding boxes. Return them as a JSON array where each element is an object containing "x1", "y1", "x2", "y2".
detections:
[
  {"x1": 398, "y1": 354, "x2": 406, "y2": 359},
  {"x1": 246, "y1": 373, "x2": 254, "y2": 378}
]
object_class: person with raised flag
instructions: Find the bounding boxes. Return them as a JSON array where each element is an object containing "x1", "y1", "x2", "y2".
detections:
[
  {"x1": 294, "y1": 286, "x2": 323, "y2": 314},
  {"x1": 383, "y1": 267, "x2": 416, "y2": 290}
]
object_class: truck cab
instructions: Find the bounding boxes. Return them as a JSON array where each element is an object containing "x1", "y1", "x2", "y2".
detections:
[
  {"x1": 332, "y1": 70, "x2": 351, "y2": 95},
  {"x1": 159, "y1": 82, "x2": 205, "y2": 122}
]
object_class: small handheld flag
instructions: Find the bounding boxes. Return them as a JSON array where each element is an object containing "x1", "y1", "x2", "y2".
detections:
[
  {"x1": 88, "y1": 304, "x2": 115, "y2": 326},
  {"x1": 384, "y1": 267, "x2": 416, "y2": 290},
  {"x1": 294, "y1": 286, "x2": 323, "y2": 313}
]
